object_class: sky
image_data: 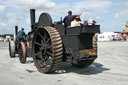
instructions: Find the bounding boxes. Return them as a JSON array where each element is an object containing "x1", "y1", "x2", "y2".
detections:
[{"x1": 0, "y1": 0, "x2": 128, "y2": 34}]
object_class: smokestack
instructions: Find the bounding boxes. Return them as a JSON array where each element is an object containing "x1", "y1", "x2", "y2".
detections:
[
  {"x1": 15, "y1": 26, "x2": 18, "y2": 36},
  {"x1": 30, "y1": 9, "x2": 35, "y2": 30}
]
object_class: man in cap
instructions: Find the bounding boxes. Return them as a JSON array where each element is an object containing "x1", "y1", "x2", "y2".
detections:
[{"x1": 63, "y1": 11, "x2": 77, "y2": 28}]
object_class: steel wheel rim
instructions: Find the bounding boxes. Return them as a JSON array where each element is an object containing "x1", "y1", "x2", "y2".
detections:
[
  {"x1": 9, "y1": 42, "x2": 11, "y2": 56},
  {"x1": 19, "y1": 46, "x2": 24, "y2": 62},
  {"x1": 33, "y1": 28, "x2": 52, "y2": 72}
]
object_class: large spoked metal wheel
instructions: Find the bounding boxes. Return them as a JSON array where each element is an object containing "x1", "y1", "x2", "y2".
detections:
[
  {"x1": 18, "y1": 42, "x2": 27, "y2": 64},
  {"x1": 32, "y1": 26, "x2": 63, "y2": 73},
  {"x1": 72, "y1": 34, "x2": 97, "y2": 67},
  {"x1": 9, "y1": 40, "x2": 15, "y2": 58}
]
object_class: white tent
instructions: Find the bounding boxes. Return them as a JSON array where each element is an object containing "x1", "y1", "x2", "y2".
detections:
[{"x1": 97, "y1": 32, "x2": 121, "y2": 41}]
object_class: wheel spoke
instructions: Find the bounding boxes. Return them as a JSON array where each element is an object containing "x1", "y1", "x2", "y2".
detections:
[
  {"x1": 39, "y1": 58, "x2": 46, "y2": 68},
  {"x1": 34, "y1": 41, "x2": 42, "y2": 47},
  {"x1": 40, "y1": 40, "x2": 46, "y2": 48},
  {"x1": 46, "y1": 51, "x2": 52, "y2": 56},
  {"x1": 35, "y1": 51, "x2": 41, "y2": 56},
  {"x1": 38, "y1": 32, "x2": 44, "y2": 39},
  {"x1": 41, "y1": 40, "x2": 44, "y2": 44},
  {"x1": 47, "y1": 45, "x2": 52, "y2": 49},
  {"x1": 43, "y1": 32, "x2": 47, "y2": 43},
  {"x1": 46, "y1": 38, "x2": 50, "y2": 44},
  {"x1": 35, "y1": 51, "x2": 42, "y2": 59}
]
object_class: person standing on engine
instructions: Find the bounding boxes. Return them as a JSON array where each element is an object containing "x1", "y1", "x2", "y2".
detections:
[
  {"x1": 18, "y1": 28, "x2": 26, "y2": 42},
  {"x1": 63, "y1": 11, "x2": 77, "y2": 28}
]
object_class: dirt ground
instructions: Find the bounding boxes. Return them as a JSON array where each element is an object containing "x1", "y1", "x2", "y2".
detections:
[{"x1": 0, "y1": 41, "x2": 128, "y2": 85}]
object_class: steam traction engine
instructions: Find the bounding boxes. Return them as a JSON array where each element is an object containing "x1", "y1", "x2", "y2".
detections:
[{"x1": 9, "y1": 9, "x2": 100, "y2": 73}]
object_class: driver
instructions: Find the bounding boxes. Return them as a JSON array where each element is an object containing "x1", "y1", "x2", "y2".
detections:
[{"x1": 18, "y1": 28, "x2": 26, "y2": 42}]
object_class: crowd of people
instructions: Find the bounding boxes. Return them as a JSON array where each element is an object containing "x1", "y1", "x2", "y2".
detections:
[
  {"x1": 18, "y1": 10, "x2": 97, "y2": 42},
  {"x1": 118, "y1": 33, "x2": 128, "y2": 41},
  {"x1": 63, "y1": 11, "x2": 96, "y2": 28}
]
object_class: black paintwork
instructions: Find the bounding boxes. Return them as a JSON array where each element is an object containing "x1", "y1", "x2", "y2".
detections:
[
  {"x1": 14, "y1": 26, "x2": 18, "y2": 53},
  {"x1": 38, "y1": 13, "x2": 52, "y2": 27},
  {"x1": 20, "y1": 9, "x2": 100, "y2": 64},
  {"x1": 55, "y1": 23, "x2": 100, "y2": 64},
  {"x1": 30, "y1": 9, "x2": 35, "y2": 30}
]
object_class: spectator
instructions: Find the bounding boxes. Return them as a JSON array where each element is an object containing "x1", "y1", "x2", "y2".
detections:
[
  {"x1": 88, "y1": 19, "x2": 96, "y2": 25},
  {"x1": 84, "y1": 20, "x2": 88, "y2": 25},
  {"x1": 71, "y1": 15, "x2": 81, "y2": 27}
]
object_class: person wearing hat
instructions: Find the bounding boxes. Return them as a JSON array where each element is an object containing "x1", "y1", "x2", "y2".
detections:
[
  {"x1": 63, "y1": 11, "x2": 77, "y2": 28},
  {"x1": 71, "y1": 15, "x2": 81, "y2": 27},
  {"x1": 18, "y1": 28, "x2": 26, "y2": 42}
]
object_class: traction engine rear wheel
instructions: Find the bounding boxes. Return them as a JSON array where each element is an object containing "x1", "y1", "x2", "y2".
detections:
[
  {"x1": 18, "y1": 42, "x2": 26, "y2": 64},
  {"x1": 72, "y1": 34, "x2": 97, "y2": 67},
  {"x1": 32, "y1": 26, "x2": 63, "y2": 73}
]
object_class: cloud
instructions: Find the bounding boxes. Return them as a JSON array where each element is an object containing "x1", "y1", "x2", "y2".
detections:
[
  {"x1": 0, "y1": 0, "x2": 128, "y2": 33},
  {"x1": 0, "y1": 0, "x2": 112, "y2": 33},
  {"x1": 119, "y1": 10, "x2": 128, "y2": 17},
  {"x1": 114, "y1": 13, "x2": 120, "y2": 19},
  {"x1": 73, "y1": 0, "x2": 112, "y2": 14},
  {"x1": 0, "y1": 0, "x2": 115, "y2": 34},
  {"x1": 95, "y1": 16, "x2": 101, "y2": 19},
  {"x1": 0, "y1": 5, "x2": 8, "y2": 28},
  {"x1": 43, "y1": 0, "x2": 112, "y2": 21},
  {"x1": 123, "y1": 0, "x2": 128, "y2": 7},
  {"x1": 0, "y1": 5, "x2": 5, "y2": 12},
  {"x1": 2, "y1": 0, "x2": 55, "y2": 9},
  {"x1": 112, "y1": 9, "x2": 128, "y2": 20},
  {"x1": 0, "y1": 0, "x2": 56, "y2": 34}
]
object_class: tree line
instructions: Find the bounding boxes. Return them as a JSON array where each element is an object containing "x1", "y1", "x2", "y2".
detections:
[{"x1": 0, "y1": 34, "x2": 13, "y2": 38}]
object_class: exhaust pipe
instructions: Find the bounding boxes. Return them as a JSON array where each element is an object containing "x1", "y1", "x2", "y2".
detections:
[
  {"x1": 15, "y1": 26, "x2": 18, "y2": 36},
  {"x1": 30, "y1": 9, "x2": 35, "y2": 30}
]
